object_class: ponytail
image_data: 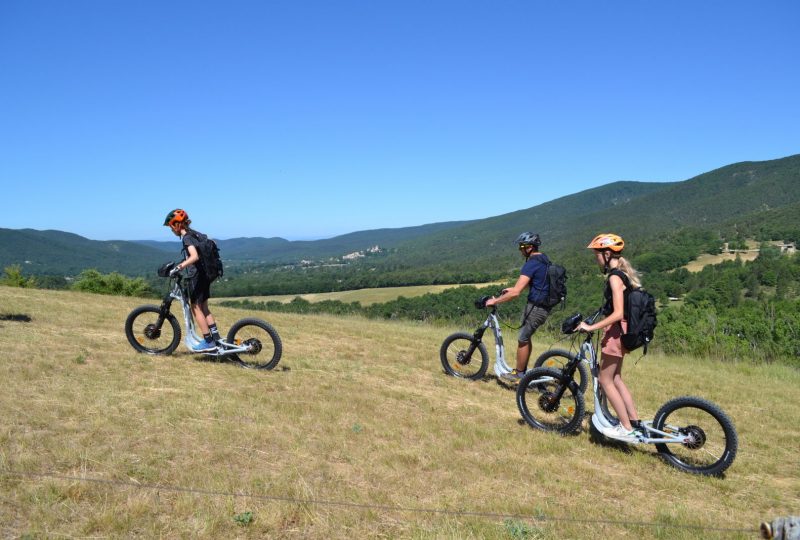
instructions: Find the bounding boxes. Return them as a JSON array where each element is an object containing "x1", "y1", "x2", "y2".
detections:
[{"x1": 616, "y1": 256, "x2": 641, "y2": 288}]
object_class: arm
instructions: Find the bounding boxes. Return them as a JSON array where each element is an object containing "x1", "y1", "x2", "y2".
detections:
[
  {"x1": 579, "y1": 274, "x2": 625, "y2": 332},
  {"x1": 486, "y1": 275, "x2": 531, "y2": 306},
  {"x1": 177, "y1": 244, "x2": 200, "y2": 271}
]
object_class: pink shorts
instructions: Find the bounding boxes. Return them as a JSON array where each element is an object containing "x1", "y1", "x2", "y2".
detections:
[{"x1": 601, "y1": 320, "x2": 628, "y2": 357}]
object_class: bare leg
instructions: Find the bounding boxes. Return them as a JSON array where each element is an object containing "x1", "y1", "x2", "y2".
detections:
[
  {"x1": 598, "y1": 354, "x2": 638, "y2": 430},
  {"x1": 191, "y1": 303, "x2": 213, "y2": 335},
  {"x1": 516, "y1": 341, "x2": 532, "y2": 371}
]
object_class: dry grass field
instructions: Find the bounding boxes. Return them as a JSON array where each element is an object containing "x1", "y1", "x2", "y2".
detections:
[
  {"x1": 212, "y1": 282, "x2": 507, "y2": 307},
  {"x1": 1, "y1": 285, "x2": 798, "y2": 539},
  {"x1": 683, "y1": 251, "x2": 761, "y2": 273}
]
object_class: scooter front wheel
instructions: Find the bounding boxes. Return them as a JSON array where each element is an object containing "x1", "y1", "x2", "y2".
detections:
[
  {"x1": 125, "y1": 305, "x2": 181, "y2": 355},
  {"x1": 439, "y1": 332, "x2": 489, "y2": 380},
  {"x1": 517, "y1": 367, "x2": 585, "y2": 435}
]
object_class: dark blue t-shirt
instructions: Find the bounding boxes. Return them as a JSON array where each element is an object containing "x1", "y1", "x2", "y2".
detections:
[{"x1": 520, "y1": 254, "x2": 551, "y2": 305}]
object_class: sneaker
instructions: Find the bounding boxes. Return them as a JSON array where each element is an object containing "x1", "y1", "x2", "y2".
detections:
[
  {"x1": 607, "y1": 424, "x2": 640, "y2": 444},
  {"x1": 191, "y1": 338, "x2": 218, "y2": 352},
  {"x1": 500, "y1": 369, "x2": 526, "y2": 384}
]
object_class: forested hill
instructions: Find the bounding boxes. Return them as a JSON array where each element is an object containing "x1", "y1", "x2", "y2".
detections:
[
  {"x1": 0, "y1": 229, "x2": 168, "y2": 276},
  {"x1": 1, "y1": 153, "x2": 798, "y2": 283},
  {"x1": 135, "y1": 221, "x2": 474, "y2": 261},
  {"x1": 382, "y1": 154, "x2": 800, "y2": 274}
]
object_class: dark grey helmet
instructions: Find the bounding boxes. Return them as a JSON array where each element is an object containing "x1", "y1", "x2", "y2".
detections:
[{"x1": 516, "y1": 231, "x2": 541, "y2": 247}]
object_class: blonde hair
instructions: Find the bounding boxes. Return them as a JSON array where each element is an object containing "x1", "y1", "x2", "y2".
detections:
[{"x1": 614, "y1": 256, "x2": 641, "y2": 288}]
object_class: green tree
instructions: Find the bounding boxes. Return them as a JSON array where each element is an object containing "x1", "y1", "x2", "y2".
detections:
[{"x1": 1, "y1": 265, "x2": 36, "y2": 288}]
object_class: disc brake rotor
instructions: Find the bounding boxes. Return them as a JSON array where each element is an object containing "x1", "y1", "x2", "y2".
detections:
[
  {"x1": 681, "y1": 425, "x2": 707, "y2": 450},
  {"x1": 243, "y1": 338, "x2": 262, "y2": 355}
]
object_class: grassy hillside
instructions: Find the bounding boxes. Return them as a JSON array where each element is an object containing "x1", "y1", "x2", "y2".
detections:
[
  {"x1": 1, "y1": 286, "x2": 798, "y2": 538},
  {"x1": 0, "y1": 228, "x2": 169, "y2": 277}
]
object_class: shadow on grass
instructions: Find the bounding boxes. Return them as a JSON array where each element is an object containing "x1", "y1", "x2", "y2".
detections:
[
  {"x1": 0, "y1": 313, "x2": 32, "y2": 322},
  {"x1": 186, "y1": 352, "x2": 290, "y2": 372}
]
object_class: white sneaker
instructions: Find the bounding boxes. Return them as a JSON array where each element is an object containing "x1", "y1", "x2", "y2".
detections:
[
  {"x1": 607, "y1": 424, "x2": 640, "y2": 444},
  {"x1": 599, "y1": 423, "x2": 618, "y2": 438}
]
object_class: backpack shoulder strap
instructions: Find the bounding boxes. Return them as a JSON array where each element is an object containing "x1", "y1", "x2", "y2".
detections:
[
  {"x1": 609, "y1": 268, "x2": 631, "y2": 289},
  {"x1": 529, "y1": 254, "x2": 550, "y2": 292}
]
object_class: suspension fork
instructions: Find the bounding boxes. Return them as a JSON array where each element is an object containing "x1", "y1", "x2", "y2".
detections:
[
  {"x1": 546, "y1": 356, "x2": 581, "y2": 402},
  {"x1": 154, "y1": 293, "x2": 175, "y2": 329},
  {"x1": 468, "y1": 323, "x2": 489, "y2": 353}
]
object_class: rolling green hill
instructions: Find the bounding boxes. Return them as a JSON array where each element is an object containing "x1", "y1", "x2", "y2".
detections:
[
  {"x1": 382, "y1": 154, "x2": 800, "y2": 272},
  {"x1": 2, "y1": 154, "x2": 798, "y2": 284},
  {"x1": 0, "y1": 229, "x2": 169, "y2": 276}
]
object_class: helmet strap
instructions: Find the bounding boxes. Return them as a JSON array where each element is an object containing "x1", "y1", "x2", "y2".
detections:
[{"x1": 602, "y1": 250, "x2": 612, "y2": 274}]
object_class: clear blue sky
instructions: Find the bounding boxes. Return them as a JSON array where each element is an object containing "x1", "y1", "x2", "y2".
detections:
[{"x1": 1, "y1": 1, "x2": 798, "y2": 241}]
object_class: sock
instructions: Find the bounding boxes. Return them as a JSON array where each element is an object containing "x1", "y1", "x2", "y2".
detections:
[
  {"x1": 203, "y1": 332, "x2": 213, "y2": 343},
  {"x1": 209, "y1": 324, "x2": 221, "y2": 341}
]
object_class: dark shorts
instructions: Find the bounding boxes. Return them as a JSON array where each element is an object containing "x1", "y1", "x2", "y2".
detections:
[
  {"x1": 518, "y1": 304, "x2": 550, "y2": 343},
  {"x1": 187, "y1": 275, "x2": 211, "y2": 304}
]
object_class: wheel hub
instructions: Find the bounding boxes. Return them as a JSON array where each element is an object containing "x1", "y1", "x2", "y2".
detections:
[
  {"x1": 144, "y1": 324, "x2": 161, "y2": 340},
  {"x1": 456, "y1": 350, "x2": 472, "y2": 366},
  {"x1": 681, "y1": 425, "x2": 706, "y2": 450},
  {"x1": 243, "y1": 338, "x2": 262, "y2": 355},
  {"x1": 538, "y1": 392, "x2": 559, "y2": 413}
]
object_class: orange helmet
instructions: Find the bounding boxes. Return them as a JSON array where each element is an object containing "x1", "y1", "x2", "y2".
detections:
[
  {"x1": 163, "y1": 209, "x2": 188, "y2": 227},
  {"x1": 587, "y1": 233, "x2": 624, "y2": 252}
]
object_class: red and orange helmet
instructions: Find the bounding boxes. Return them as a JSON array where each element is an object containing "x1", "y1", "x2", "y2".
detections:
[
  {"x1": 163, "y1": 209, "x2": 188, "y2": 227},
  {"x1": 587, "y1": 233, "x2": 624, "y2": 252}
]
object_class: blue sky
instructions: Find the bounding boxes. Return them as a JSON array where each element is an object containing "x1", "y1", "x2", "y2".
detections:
[{"x1": 1, "y1": 1, "x2": 798, "y2": 241}]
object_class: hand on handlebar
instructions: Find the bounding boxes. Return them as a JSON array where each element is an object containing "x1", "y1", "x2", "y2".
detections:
[
  {"x1": 169, "y1": 265, "x2": 182, "y2": 277},
  {"x1": 577, "y1": 321, "x2": 592, "y2": 333}
]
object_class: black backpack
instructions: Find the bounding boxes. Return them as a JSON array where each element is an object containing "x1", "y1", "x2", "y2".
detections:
[
  {"x1": 186, "y1": 230, "x2": 224, "y2": 283},
  {"x1": 544, "y1": 262, "x2": 568, "y2": 309},
  {"x1": 531, "y1": 255, "x2": 567, "y2": 309},
  {"x1": 610, "y1": 270, "x2": 657, "y2": 353}
]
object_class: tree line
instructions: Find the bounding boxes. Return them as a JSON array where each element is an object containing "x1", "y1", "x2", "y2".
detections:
[
  {"x1": 219, "y1": 245, "x2": 799, "y2": 366},
  {"x1": 4, "y1": 236, "x2": 799, "y2": 366}
]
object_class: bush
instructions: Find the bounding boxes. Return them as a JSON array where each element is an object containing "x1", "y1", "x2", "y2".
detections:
[
  {"x1": 1, "y1": 265, "x2": 36, "y2": 288},
  {"x1": 71, "y1": 269, "x2": 153, "y2": 297}
]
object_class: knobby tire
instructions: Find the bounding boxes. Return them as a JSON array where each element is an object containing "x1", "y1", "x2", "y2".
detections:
[
  {"x1": 439, "y1": 332, "x2": 489, "y2": 380},
  {"x1": 125, "y1": 305, "x2": 181, "y2": 355},
  {"x1": 516, "y1": 367, "x2": 585, "y2": 435},
  {"x1": 226, "y1": 318, "x2": 283, "y2": 370},
  {"x1": 533, "y1": 349, "x2": 589, "y2": 394},
  {"x1": 652, "y1": 396, "x2": 738, "y2": 476}
]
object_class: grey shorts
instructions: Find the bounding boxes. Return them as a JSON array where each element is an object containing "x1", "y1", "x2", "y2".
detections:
[{"x1": 518, "y1": 304, "x2": 550, "y2": 343}]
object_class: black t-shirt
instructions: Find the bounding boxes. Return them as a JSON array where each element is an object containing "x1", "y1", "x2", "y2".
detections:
[{"x1": 181, "y1": 230, "x2": 205, "y2": 281}]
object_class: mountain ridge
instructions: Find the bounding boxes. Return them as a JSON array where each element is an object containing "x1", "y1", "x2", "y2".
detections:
[{"x1": 1, "y1": 153, "x2": 798, "y2": 279}]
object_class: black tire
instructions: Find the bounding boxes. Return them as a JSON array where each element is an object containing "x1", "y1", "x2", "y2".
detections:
[
  {"x1": 439, "y1": 332, "x2": 489, "y2": 380},
  {"x1": 533, "y1": 349, "x2": 589, "y2": 394},
  {"x1": 125, "y1": 305, "x2": 181, "y2": 355},
  {"x1": 226, "y1": 318, "x2": 283, "y2": 370},
  {"x1": 516, "y1": 367, "x2": 585, "y2": 435},
  {"x1": 652, "y1": 396, "x2": 738, "y2": 476}
]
